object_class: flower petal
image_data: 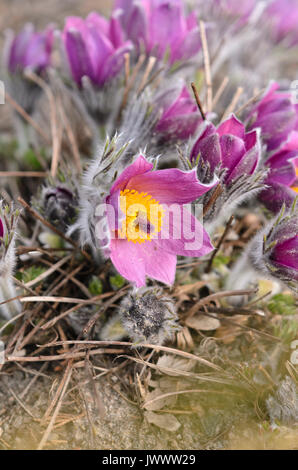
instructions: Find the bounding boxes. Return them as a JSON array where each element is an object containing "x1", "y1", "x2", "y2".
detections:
[
  {"x1": 155, "y1": 206, "x2": 214, "y2": 257},
  {"x1": 110, "y1": 238, "x2": 176, "y2": 286},
  {"x1": 127, "y1": 168, "x2": 218, "y2": 204},
  {"x1": 63, "y1": 28, "x2": 94, "y2": 86},
  {"x1": 217, "y1": 114, "x2": 245, "y2": 139},
  {"x1": 110, "y1": 155, "x2": 153, "y2": 194}
]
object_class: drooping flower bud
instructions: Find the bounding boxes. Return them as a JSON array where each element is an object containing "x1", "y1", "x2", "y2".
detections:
[
  {"x1": 120, "y1": 286, "x2": 179, "y2": 345},
  {"x1": 248, "y1": 205, "x2": 298, "y2": 293},
  {"x1": 3, "y1": 24, "x2": 54, "y2": 114},
  {"x1": 40, "y1": 185, "x2": 78, "y2": 232},
  {"x1": 62, "y1": 11, "x2": 132, "y2": 88}
]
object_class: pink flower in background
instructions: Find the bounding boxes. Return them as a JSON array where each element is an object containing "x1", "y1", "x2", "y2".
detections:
[
  {"x1": 155, "y1": 86, "x2": 201, "y2": 140},
  {"x1": 114, "y1": 0, "x2": 201, "y2": 64},
  {"x1": 6, "y1": 25, "x2": 53, "y2": 74},
  {"x1": 190, "y1": 114, "x2": 260, "y2": 184},
  {"x1": 259, "y1": 133, "x2": 298, "y2": 213},
  {"x1": 103, "y1": 155, "x2": 217, "y2": 287},
  {"x1": 266, "y1": 0, "x2": 298, "y2": 46},
  {"x1": 62, "y1": 11, "x2": 133, "y2": 87},
  {"x1": 215, "y1": 0, "x2": 256, "y2": 22}
]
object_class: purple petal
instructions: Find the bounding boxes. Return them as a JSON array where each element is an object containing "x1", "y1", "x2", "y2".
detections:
[
  {"x1": 148, "y1": 2, "x2": 184, "y2": 58},
  {"x1": 109, "y1": 10, "x2": 125, "y2": 48},
  {"x1": 155, "y1": 207, "x2": 214, "y2": 257},
  {"x1": 63, "y1": 29, "x2": 94, "y2": 86},
  {"x1": 226, "y1": 131, "x2": 260, "y2": 182},
  {"x1": 170, "y1": 27, "x2": 201, "y2": 63},
  {"x1": 100, "y1": 42, "x2": 132, "y2": 84},
  {"x1": 110, "y1": 155, "x2": 153, "y2": 194},
  {"x1": 86, "y1": 12, "x2": 109, "y2": 36},
  {"x1": 110, "y1": 238, "x2": 176, "y2": 286},
  {"x1": 0, "y1": 218, "x2": 4, "y2": 239},
  {"x1": 127, "y1": 168, "x2": 218, "y2": 204},
  {"x1": 259, "y1": 183, "x2": 296, "y2": 213},
  {"x1": 272, "y1": 236, "x2": 298, "y2": 270},
  {"x1": 217, "y1": 114, "x2": 245, "y2": 139},
  {"x1": 192, "y1": 134, "x2": 221, "y2": 173},
  {"x1": 219, "y1": 134, "x2": 246, "y2": 179}
]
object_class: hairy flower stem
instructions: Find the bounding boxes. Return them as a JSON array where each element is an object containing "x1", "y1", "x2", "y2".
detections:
[{"x1": 0, "y1": 275, "x2": 21, "y2": 320}]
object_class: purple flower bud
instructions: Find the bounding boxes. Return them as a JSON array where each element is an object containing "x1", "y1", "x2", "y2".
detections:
[
  {"x1": 6, "y1": 24, "x2": 54, "y2": 74},
  {"x1": 41, "y1": 186, "x2": 78, "y2": 231},
  {"x1": 265, "y1": 0, "x2": 298, "y2": 46},
  {"x1": 246, "y1": 82, "x2": 298, "y2": 152},
  {"x1": 190, "y1": 114, "x2": 260, "y2": 184},
  {"x1": 249, "y1": 208, "x2": 298, "y2": 292},
  {"x1": 62, "y1": 12, "x2": 133, "y2": 87},
  {"x1": 155, "y1": 86, "x2": 201, "y2": 140},
  {"x1": 115, "y1": 0, "x2": 201, "y2": 65},
  {"x1": 259, "y1": 132, "x2": 298, "y2": 213}
]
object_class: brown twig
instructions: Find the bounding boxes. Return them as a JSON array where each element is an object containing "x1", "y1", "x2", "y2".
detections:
[
  {"x1": 5, "y1": 91, "x2": 50, "y2": 144},
  {"x1": 191, "y1": 82, "x2": 206, "y2": 120}
]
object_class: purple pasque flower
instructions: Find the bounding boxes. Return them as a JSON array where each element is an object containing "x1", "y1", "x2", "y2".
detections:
[
  {"x1": 103, "y1": 154, "x2": 217, "y2": 287},
  {"x1": 249, "y1": 207, "x2": 298, "y2": 292},
  {"x1": 246, "y1": 82, "x2": 298, "y2": 152},
  {"x1": 155, "y1": 85, "x2": 201, "y2": 140},
  {"x1": 6, "y1": 24, "x2": 53, "y2": 74},
  {"x1": 265, "y1": 0, "x2": 298, "y2": 46},
  {"x1": 114, "y1": 0, "x2": 201, "y2": 65},
  {"x1": 190, "y1": 114, "x2": 260, "y2": 184},
  {"x1": 62, "y1": 11, "x2": 133, "y2": 87},
  {"x1": 259, "y1": 131, "x2": 298, "y2": 213}
]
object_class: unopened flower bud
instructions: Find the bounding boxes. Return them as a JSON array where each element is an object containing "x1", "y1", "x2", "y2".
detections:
[{"x1": 120, "y1": 287, "x2": 179, "y2": 345}]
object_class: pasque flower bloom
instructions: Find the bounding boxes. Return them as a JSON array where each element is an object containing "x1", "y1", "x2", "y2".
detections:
[
  {"x1": 190, "y1": 114, "x2": 260, "y2": 184},
  {"x1": 246, "y1": 82, "x2": 298, "y2": 152},
  {"x1": 40, "y1": 185, "x2": 78, "y2": 231},
  {"x1": 6, "y1": 24, "x2": 54, "y2": 74},
  {"x1": 102, "y1": 155, "x2": 217, "y2": 287},
  {"x1": 115, "y1": 0, "x2": 201, "y2": 64},
  {"x1": 155, "y1": 85, "x2": 201, "y2": 140},
  {"x1": 62, "y1": 11, "x2": 133, "y2": 87}
]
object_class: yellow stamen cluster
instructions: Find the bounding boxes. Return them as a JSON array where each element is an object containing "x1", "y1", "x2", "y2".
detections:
[
  {"x1": 291, "y1": 167, "x2": 298, "y2": 193},
  {"x1": 118, "y1": 189, "x2": 164, "y2": 244}
]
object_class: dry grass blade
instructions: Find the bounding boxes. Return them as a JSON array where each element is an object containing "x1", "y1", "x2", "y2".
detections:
[
  {"x1": 43, "y1": 340, "x2": 223, "y2": 372},
  {"x1": 142, "y1": 388, "x2": 238, "y2": 410},
  {"x1": 37, "y1": 361, "x2": 73, "y2": 450}
]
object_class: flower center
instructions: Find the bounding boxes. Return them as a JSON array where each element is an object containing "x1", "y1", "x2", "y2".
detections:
[{"x1": 118, "y1": 189, "x2": 164, "y2": 244}]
